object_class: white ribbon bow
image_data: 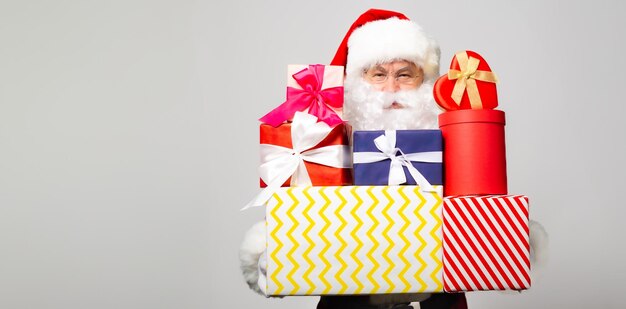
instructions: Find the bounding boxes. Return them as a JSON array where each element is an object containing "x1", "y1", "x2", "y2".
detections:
[
  {"x1": 242, "y1": 112, "x2": 350, "y2": 210},
  {"x1": 352, "y1": 130, "x2": 441, "y2": 192}
]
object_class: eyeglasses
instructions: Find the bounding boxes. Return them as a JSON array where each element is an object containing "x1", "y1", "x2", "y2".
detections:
[{"x1": 364, "y1": 67, "x2": 423, "y2": 85}]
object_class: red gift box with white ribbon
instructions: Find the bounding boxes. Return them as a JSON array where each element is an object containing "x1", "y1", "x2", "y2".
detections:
[{"x1": 243, "y1": 112, "x2": 351, "y2": 210}]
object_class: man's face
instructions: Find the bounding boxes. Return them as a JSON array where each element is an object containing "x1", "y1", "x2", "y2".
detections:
[
  {"x1": 343, "y1": 59, "x2": 440, "y2": 130},
  {"x1": 363, "y1": 60, "x2": 424, "y2": 92}
]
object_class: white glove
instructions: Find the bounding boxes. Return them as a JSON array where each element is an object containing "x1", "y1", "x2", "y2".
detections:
[
  {"x1": 257, "y1": 249, "x2": 268, "y2": 293},
  {"x1": 529, "y1": 219, "x2": 549, "y2": 276},
  {"x1": 239, "y1": 221, "x2": 267, "y2": 295}
]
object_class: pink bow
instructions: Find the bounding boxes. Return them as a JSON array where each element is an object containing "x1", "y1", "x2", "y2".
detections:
[{"x1": 259, "y1": 64, "x2": 344, "y2": 127}]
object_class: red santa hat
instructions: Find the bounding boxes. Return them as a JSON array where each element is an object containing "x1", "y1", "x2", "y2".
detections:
[{"x1": 331, "y1": 8, "x2": 440, "y2": 81}]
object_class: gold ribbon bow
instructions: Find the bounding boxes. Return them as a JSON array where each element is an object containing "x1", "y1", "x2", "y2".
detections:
[{"x1": 448, "y1": 51, "x2": 499, "y2": 109}]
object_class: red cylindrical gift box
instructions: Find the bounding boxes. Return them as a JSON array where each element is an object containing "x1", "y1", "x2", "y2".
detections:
[{"x1": 438, "y1": 109, "x2": 507, "y2": 196}]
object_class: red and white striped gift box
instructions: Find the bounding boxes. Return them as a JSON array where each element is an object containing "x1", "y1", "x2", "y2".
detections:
[{"x1": 442, "y1": 195, "x2": 530, "y2": 292}]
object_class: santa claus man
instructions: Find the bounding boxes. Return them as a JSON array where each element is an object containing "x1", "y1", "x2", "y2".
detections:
[
  {"x1": 241, "y1": 8, "x2": 550, "y2": 309},
  {"x1": 241, "y1": 9, "x2": 467, "y2": 309}
]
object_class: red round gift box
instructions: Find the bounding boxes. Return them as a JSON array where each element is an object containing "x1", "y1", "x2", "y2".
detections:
[{"x1": 438, "y1": 109, "x2": 507, "y2": 196}]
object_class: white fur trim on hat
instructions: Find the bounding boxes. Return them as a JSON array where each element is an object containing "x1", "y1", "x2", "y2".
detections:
[{"x1": 346, "y1": 17, "x2": 441, "y2": 81}]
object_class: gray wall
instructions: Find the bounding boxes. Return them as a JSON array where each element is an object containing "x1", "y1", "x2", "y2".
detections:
[{"x1": 1, "y1": 1, "x2": 625, "y2": 308}]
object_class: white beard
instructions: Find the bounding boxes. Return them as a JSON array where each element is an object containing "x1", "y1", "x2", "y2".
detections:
[{"x1": 343, "y1": 75, "x2": 442, "y2": 130}]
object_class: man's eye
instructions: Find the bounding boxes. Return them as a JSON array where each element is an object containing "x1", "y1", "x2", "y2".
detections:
[{"x1": 373, "y1": 73, "x2": 385, "y2": 77}]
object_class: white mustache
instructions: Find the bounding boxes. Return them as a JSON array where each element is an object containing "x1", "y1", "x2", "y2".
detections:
[
  {"x1": 380, "y1": 91, "x2": 420, "y2": 109},
  {"x1": 366, "y1": 88, "x2": 422, "y2": 109}
]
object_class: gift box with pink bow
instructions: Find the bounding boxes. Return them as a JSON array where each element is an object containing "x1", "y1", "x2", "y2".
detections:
[{"x1": 260, "y1": 64, "x2": 345, "y2": 127}]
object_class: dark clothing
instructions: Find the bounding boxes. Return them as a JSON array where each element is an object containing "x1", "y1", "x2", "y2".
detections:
[
  {"x1": 419, "y1": 293, "x2": 467, "y2": 309},
  {"x1": 317, "y1": 293, "x2": 467, "y2": 309},
  {"x1": 317, "y1": 296, "x2": 411, "y2": 309}
]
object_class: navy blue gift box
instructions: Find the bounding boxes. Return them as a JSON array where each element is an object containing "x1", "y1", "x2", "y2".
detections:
[{"x1": 352, "y1": 130, "x2": 443, "y2": 186}]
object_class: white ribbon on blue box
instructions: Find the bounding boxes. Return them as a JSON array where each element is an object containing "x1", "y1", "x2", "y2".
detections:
[{"x1": 352, "y1": 130, "x2": 442, "y2": 191}]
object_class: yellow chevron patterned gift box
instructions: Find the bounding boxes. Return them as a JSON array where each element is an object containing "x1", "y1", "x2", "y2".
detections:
[{"x1": 264, "y1": 185, "x2": 444, "y2": 296}]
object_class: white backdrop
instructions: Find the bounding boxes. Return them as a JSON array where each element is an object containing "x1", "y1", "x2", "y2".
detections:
[{"x1": 1, "y1": 1, "x2": 625, "y2": 308}]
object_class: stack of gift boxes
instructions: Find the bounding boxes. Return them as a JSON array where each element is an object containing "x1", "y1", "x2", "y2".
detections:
[{"x1": 245, "y1": 52, "x2": 530, "y2": 296}]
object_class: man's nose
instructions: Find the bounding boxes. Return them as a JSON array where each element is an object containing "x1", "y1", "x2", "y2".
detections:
[{"x1": 380, "y1": 77, "x2": 400, "y2": 92}]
